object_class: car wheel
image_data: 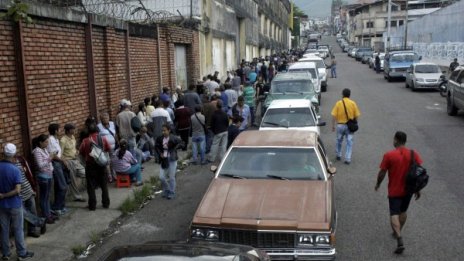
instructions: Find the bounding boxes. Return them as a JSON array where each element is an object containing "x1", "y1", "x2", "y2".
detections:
[
  {"x1": 411, "y1": 82, "x2": 416, "y2": 91},
  {"x1": 321, "y1": 84, "x2": 327, "y2": 92},
  {"x1": 405, "y1": 81, "x2": 409, "y2": 88},
  {"x1": 447, "y1": 95, "x2": 458, "y2": 116},
  {"x1": 387, "y1": 74, "x2": 392, "y2": 82}
]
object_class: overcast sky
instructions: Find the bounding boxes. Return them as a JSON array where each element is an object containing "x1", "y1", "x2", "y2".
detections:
[{"x1": 293, "y1": 0, "x2": 357, "y2": 18}]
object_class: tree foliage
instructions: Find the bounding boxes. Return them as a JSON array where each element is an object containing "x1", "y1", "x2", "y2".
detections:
[
  {"x1": 293, "y1": 4, "x2": 307, "y2": 18},
  {"x1": 0, "y1": 0, "x2": 33, "y2": 24}
]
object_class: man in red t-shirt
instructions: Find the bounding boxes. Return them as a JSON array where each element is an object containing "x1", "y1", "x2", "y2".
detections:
[{"x1": 375, "y1": 131, "x2": 423, "y2": 254}]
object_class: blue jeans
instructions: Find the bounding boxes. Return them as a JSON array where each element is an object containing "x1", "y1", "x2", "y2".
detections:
[
  {"x1": 0, "y1": 208, "x2": 27, "y2": 256},
  {"x1": 23, "y1": 197, "x2": 43, "y2": 233},
  {"x1": 127, "y1": 137, "x2": 143, "y2": 164},
  {"x1": 159, "y1": 161, "x2": 177, "y2": 196},
  {"x1": 336, "y1": 124, "x2": 353, "y2": 162},
  {"x1": 126, "y1": 164, "x2": 142, "y2": 183},
  {"x1": 38, "y1": 177, "x2": 52, "y2": 218},
  {"x1": 331, "y1": 65, "x2": 337, "y2": 78},
  {"x1": 249, "y1": 106, "x2": 256, "y2": 126},
  {"x1": 192, "y1": 135, "x2": 206, "y2": 163},
  {"x1": 205, "y1": 129, "x2": 214, "y2": 154},
  {"x1": 51, "y1": 160, "x2": 68, "y2": 211}
]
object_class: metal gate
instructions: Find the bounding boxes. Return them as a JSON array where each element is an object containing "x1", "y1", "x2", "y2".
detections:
[{"x1": 175, "y1": 45, "x2": 188, "y2": 90}]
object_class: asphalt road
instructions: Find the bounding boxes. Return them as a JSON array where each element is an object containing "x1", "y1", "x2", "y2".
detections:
[{"x1": 85, "y1": 36, "x2": 464, "y2": 261}]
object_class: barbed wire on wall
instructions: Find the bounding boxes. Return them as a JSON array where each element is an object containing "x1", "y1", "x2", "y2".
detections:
[{"x1": 26, "y1": 0, "x2": 182, "y2": 24}]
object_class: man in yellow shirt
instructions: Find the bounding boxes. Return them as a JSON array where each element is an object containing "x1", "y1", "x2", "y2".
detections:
[{"x1": 331, "y1": 88, "x2": 361, "y2": 164}]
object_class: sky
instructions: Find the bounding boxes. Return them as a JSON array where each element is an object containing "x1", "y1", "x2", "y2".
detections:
[{"x1": 293, "y1": 0, "x2": 358, "y2": 18}]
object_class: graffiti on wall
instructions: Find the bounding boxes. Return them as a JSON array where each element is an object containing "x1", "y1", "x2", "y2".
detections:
[{"x1": 413, "y1": 42, "x2": 464, "y2": 64}]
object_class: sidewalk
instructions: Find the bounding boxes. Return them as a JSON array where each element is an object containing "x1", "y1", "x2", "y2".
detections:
[{"x1": 23, "y1": 150, "x2": 190, "y2": 261}]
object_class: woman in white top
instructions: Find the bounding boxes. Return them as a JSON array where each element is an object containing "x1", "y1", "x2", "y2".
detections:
[{"x1": 137, "y1": 102, "x2": 148, "y2": 126}]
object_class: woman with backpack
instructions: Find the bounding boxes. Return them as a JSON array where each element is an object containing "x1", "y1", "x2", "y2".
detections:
[{"x1": 79, "y1": 123, "x2": 111, "y2": 211}]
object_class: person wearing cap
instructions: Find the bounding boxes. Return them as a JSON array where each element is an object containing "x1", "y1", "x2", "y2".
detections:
[
  {"x1": 0, "y1": 143, "x2": 35, "y2": 260},
  {"x1": 115, "y1": 99, "x2": 140, "y2": 164},
  {"x1": 60, "y1": 123, "x2": 86, "y2": 202}
]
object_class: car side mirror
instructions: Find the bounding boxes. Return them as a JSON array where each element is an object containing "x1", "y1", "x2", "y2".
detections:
[
  {"x1": 328, "y1": 166, "x2": 337, "y2": 175},
  {"x1": 317, "y1": 121, "x2": 326, "y2": 127},
  {"x1": 210, "y1": 165, "x2": 218, "y2": 173}
]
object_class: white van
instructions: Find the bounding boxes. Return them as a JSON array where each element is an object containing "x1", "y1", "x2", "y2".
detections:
[
  {"x1": 298, "y1": 56, "x2": 328, "y2": 92},
  {"x1": 288, "y1": 62, "x2": 321, "y2": 103}
]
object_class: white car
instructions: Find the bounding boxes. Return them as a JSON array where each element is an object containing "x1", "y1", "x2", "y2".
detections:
[
  {"x1": 288, "y1": 62, "x2": 321, "y2": 103},
  {"x1": 405, "y1": 62, "x2": 443, "y2": 91},
  {"x1": 260, "y1": 99, "x2": 326, "y2": 134},
  {"x1": 304, "y1": 49, "x2": 321, "y2": 57},
  {"x1": 318, "y1": 46, "x2": 330, "y2": 58},
  {"x1": 298, "y1": 56, "x2": 328, "y2": 92}
]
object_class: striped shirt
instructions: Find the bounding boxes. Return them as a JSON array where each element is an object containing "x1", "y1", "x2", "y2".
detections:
[
  {"x1": 32, "y1": 147, "x2": 53, "y2": 178},
  {"x1": 15, "y1": 162, "x2": 34, "y2": 201},
  {"x1": 111, "y1": 150, "x2": 137, "y2": 173}
]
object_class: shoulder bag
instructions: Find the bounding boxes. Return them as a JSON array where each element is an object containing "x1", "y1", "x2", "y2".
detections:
[
  {"x1": 405, "y1": 150, "x2": 429, "y2": 194},
  {"x1": 342, "y1": 99, "x2": 359, "y2": 133},
  {"x1": 89, "y1": 134, "x2": 109, "y2": 167}
]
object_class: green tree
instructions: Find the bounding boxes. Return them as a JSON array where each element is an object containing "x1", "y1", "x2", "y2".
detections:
[
  {"x1": 294, "y1": 5, "x2": 307, "y2": 18},
  {"x1": 0, "y1": 0, "x2": 33, "y2": 24}
]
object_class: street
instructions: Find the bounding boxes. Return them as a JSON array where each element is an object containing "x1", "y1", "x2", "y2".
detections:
[{"x1": 85, "y1": 37, "x2": 464, "y2": 261}]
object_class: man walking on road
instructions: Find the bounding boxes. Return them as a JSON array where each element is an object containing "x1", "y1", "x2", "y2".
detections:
[
  {"x1": 330, "y1": 55, "x2": 337, "y2": 78},
  {"x1": 375, "y1": 131, "x2": 423, "y2": 254},
  {"x1": 331, "y1": 88, "x2": 360, "y2": 164}
]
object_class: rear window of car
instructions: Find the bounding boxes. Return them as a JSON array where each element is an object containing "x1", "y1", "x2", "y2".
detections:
[
  {"x1": 262, "y1": 107, "x2": 316, "y2": 128},
  {"x1": 415, "y1": 65, "x2": 439, "y2": 73},
  {"x1": 271, "y1": 80, "x2": 315, "y2": 93},
  {"x1": 219, "y1": 147, "x2": 325, "y2": 180},
  {"x1": 288, "y1": 68, "x2": 317, "y2": 79}
]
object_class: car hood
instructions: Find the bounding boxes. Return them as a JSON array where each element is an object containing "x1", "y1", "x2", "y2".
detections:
[{"x1": 192, "y1": 179, "x2": 332, "y2": 231}]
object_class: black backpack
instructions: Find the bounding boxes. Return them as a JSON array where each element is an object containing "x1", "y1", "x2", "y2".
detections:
[{"x1": 405, "y1": 150, "x2": 429, "y2": 194}]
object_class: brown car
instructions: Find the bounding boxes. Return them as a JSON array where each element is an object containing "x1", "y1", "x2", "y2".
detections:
[{"x1": 190, "y1": 130, "x2": 337, "y2": 260}]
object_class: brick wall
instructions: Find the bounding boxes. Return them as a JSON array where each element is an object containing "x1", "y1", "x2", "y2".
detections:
[
  {"x1": 0, "y1": 21, "x2": 22, "y2": 149},
  {"x1": 0, "y1": 16, "x2": 200, "y2": 155}
]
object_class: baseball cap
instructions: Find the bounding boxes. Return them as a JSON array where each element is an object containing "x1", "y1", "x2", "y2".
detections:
[{"x1": 4, "y1": 143, "x2": 16, "y2": 157}]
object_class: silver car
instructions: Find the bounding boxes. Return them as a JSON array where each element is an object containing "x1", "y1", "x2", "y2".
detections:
[{"x1": 405, "y1": 63, "x2": 442, "y2": 91}]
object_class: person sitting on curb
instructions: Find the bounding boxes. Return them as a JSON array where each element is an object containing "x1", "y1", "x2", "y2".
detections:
[{"x1": 111, "y1": 139, "x2": 143, "y2": 186}]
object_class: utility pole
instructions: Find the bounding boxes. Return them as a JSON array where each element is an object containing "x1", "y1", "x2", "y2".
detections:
[
  {"x1": 403, "y1": 0, "x2": 409, "y2": 48},
  {"x1": 387, "y1": 0, "x2": 392, "y2": 50}
]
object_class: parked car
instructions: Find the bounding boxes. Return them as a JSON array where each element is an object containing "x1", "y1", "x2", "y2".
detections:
[
  {"x1": 349, "y1": 48, "x2": 358, "y2": 57},
  {"x1": 368, "y1": 52, "x2": 385, "y2": 70},
  {"x1": 99, "y1": 241, "x2": 270, "y2": 261},
  {"x1": 384, "y1": 50, "x2": 421, "y2": 81},
  {"x1": 287, "y1": 62, "x2": 321, "y2": 103},
  {"x1": 261, "y1": 72, "x2": 319, "y2": 116},
  {"x1": 446, "y1": 66, "x2": 464, "y2": 116},
  {"x1": 304, "y1": 49, "x2": 321, "y2": 57},
  {"x1": 190, "y1": 130, "x2": 337, "y2": 261},
  {"x1": 318, "y1": 46, "x2": 330, "y2": 58},
  {"x1": 298, "y1": 56, "x2": 328, "y2": 91},
  {"x1": 405, "y1": 63, "x2": 443, "y2": 91},
  {"x1": 361, "y1": 51, "x2": 374, "y2": 64},
  {"x1": 260, "y1": 99, "x2": 325, "y2": 134},
  {"x1": 355, "y1": 48, "x2": 373, "y2": 61}
]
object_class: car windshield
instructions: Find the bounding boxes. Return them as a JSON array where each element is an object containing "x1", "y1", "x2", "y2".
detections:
[
  {"x1": 271, "y1": 80, "x2": 315, "y2": 93},
  {"x1": 391, "y1": 53, "x2": 418, "y2": 62},
  {"x1": 219, "y1": 147, "x2": 325, "y2": 180},
  {"x1": 288, "y1": 68, "x2": 317, "y2": 79},
  {"x1": 261, "y1": 107, "x2": 316, "y2": 128},
  {"x1": 415, "y1": 65, "x2": 440, "y2": 73}
]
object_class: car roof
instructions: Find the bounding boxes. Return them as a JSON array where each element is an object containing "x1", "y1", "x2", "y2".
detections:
[
  {"x1": 232, "y1": 130, "x2": 318, "y2": 147},
  {"x1": 289, "y1": 62, "x2": 317, "y2": 69},
  {"x1": 267, "y1": 99, "x2": 311, "y2": 109},
  {"x1": 299, "y1": 56, "x2": 323, "y2": 62},
  {"x1": 273, "y1": 72, "x2": 312, "y2": 81}
]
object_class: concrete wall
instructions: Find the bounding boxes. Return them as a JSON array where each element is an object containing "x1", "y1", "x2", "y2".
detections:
[{"x1": 388, "y1": 1, "x2": 464, "y2": 66}]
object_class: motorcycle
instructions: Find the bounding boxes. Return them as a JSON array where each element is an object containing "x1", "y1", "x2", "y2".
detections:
[{"x1": 438, "y1": 75, "x2": 448, "y2": 97}]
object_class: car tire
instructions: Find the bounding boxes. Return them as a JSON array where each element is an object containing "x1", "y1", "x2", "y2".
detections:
[
  {"x1": 411, "y1": 82, "x2": 416, "y2": 91},
  {"x1": 447, "y1": 95, "x2": 458, "y2": 116},
  {"x1": 321, "y1": 84, "x2": 327, "y2": 92},
  {"x1": 405, "y1": 81, "x2": 409, "y2": 88}
]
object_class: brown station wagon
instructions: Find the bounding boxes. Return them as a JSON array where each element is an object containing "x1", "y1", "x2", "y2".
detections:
[{"x1": 190, "y1": 130, "x2": 337, "y2": 260}]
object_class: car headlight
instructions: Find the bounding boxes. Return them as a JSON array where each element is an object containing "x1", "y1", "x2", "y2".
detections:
[
  {"x1": 297, "y1": 234, "x2": 331, "y2": 247},
  {"x1": 191, "y1": 228, "x2": 205, "y2": 239},
  {"x1": 298, "y1": 234, "x2": 314, "y2": 246},
  {"x1": 415, "y1": 78, "x2": 424, "y2": 82},
  {"x1": 191, "y1": 228, "x2": 219, "y2": 241},
  {"x1": 315, "y1": 235, "x2": 330, "y2": 245}
]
